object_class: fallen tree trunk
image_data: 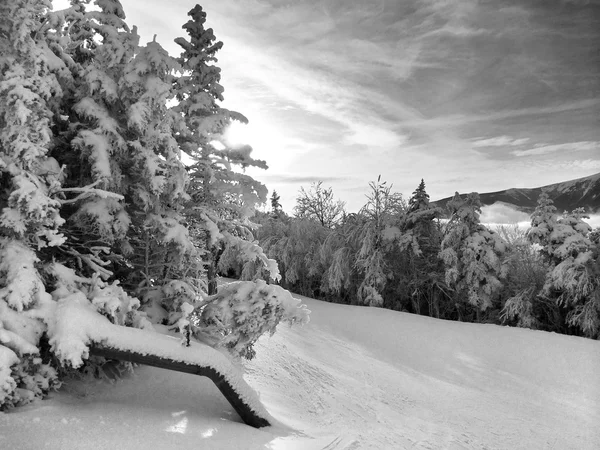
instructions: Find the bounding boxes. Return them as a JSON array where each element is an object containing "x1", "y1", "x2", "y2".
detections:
[{"x1": 90, "y1": 345, "x2": 270, "y2": 428}]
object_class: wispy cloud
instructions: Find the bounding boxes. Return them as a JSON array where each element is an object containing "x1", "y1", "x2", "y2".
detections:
[
  {"x1": 117, "y1": 0, "x2": 600, "y2": 211},
  {"x1": 472, "y1": 136, "x2": 530, "y2": 147},
  {"x1": 512, "y1": 141, "x2": 600, "y2": 157},
  {"x1": 258, "y1": 174, "x2": 349, "y2": 185}
]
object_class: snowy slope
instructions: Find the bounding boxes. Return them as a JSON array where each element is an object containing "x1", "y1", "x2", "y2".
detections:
[{"x1": 2, "y1": 294, "x2": 599, "y2": 449}]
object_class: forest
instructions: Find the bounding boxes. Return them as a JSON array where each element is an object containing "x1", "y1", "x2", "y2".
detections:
[
  {"x1": 222, "y1": 179, "x2": 600, "y2": 339},
  {"x1": 0, "y1": 0, "x2": 598, "y2": 414}
]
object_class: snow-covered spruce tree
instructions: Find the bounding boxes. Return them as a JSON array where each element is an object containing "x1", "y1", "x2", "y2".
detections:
[
  {"x1": 439, "y1": 193, "x2": 507, "y2": 321},
  {"x1": 270, "y1": 190, "x2": 283, "y2": 218},
  {"x1": 527, "y1": 191, "x2": 557, "y2": 262},
  {"x1": 401, "y1": 179, "x2": 446, "y2": 317},
  {"x1": 166, "y1": 5, "x2": 305, "y2": 355},
  {"x1": 527, "y1": 196, "x2": 599, "y2": 337},
  {"x1": 0, "y1": 0, "x2": 157, "y2": 408},
  {"x1": 43, "y1": 0, "x2": 154, "y2": 330},
  {"x1": 171, "y1": 5, "x2": 277, "y2": 300},
  {"x1": 549, "y1": 209, "x2": 599, "y2": 337},
  {"x1": 0, "y1": 0, "x2": 66, "y2": 409},
  {"x1": 504, "y1": 193, "x2": 600, "y2": 337}
]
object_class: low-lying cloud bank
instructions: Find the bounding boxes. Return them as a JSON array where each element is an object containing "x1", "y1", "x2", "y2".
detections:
[{"x1": 480, "y1": 203, "x2": 600, "y2": 229}]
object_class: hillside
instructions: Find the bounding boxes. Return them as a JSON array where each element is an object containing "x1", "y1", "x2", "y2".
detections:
[
  {"x1": 2, "y1": 293, "x2": 599, "y2": 449},
  {"x1": 432, "y1": 172, "x2": 600, "y2": 214}
]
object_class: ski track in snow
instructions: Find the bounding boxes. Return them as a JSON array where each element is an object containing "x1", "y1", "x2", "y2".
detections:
[
  {"x1": 1, "y1": 294, "x2": 599, "y2": 449},
  {"x1": 246, "y1": 295, "x2": 600, "y2": 450}
]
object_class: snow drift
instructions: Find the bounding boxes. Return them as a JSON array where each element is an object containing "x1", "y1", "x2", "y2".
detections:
[{"x1": 2, "y1": 292, "x2": 599, "y2": 449}]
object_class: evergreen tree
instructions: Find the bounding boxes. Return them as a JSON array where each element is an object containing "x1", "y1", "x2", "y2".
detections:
[
  {"x1": 172, "y1": 5, "x2": 275, "y2": 297},
  {"x1": 527, "y1": 191, "x2": 558, "y2": 262},
  {"x1": 0, "y1": 0, "x2": 62, "y2": 409},
  {"x1": 440, "y1": 193, "x2": 507, "y2": 320},
  {"x1": 407, "y1": 179, "x2": 429, "y2": 214},
  {"x1": 402, "y1": 180, "x2": 446, "y2": 317},
  {"x1": 270, "y1": 190, "x2": 282, "y2": 215},
  {"x1": 506, "y1": 192, "x2": 600, "y2": 337},
  {"x1": 541, "y1": 207, "x2": 598, "y2": 336}
]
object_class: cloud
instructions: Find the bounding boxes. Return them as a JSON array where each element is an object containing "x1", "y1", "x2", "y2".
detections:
[
  {"x1": 585, "y1": 214, "x2": 600, "y2": 229},
  {"x1": 409, "y1": 99, "x2": 600, "y2": 129},
  {"x1": 480, "y1": 203, "x2": 531, "y2": 225},
  {"x1": 114, "y1": 0, "x2": 600, "y2": 213},
  {"x1": 512, "y1": 141, "x2": 600, "y2": 157},
  {"x1": 471, "y1": 136, "x2": 530, "y2": 147},
  {"x1": 258, "y1": 174, "x2": 349, "y2": 185},
  {"x1": 556, "y1": 159, "x2": 600, "y2": 172}
]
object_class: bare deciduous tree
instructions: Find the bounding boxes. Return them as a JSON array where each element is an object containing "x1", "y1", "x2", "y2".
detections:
[{"x1": 294, "y1": 181, "x2": 345, "y2": 228}]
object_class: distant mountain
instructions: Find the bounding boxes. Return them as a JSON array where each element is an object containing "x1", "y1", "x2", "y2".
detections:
[{"x1": 432, "y1": 172, "x2": 600, "y2": 215}]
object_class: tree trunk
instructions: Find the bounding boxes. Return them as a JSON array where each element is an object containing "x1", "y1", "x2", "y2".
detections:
[
  {"x1": 206, "y1": 250, "x2": 218, "y2": 295},
  {"x1": 90, "y1": 345, "x2": 270, "y2": 428}
]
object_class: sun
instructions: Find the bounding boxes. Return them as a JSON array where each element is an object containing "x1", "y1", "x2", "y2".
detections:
[
  {"x1": 221, "y1": 118, "x2": 288, "y2": 170},
  {"x1": 223, "y1": 120, "x2": 253, "y2": 148}
]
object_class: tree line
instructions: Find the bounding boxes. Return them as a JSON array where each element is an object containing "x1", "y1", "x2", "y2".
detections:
[{"x1": 221, "y1": 179, "x2": 600, "y2": 339}]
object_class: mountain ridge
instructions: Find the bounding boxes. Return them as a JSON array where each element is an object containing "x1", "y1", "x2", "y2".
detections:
[{"x1": 432, "y1": 172, "x2": 600, "y2": 215}]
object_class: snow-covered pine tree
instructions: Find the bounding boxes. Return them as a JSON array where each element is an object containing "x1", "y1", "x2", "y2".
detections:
[
  {"x1": 56, "y1": 0, "x2": 136, "y2": 263},
  {"x1": 527, "y1": 191, "x2": 557, "y2": 262},
  {"x1": 402, "y1": 179, "x2": 446, "y2": 317},
  {"x1": 41, "y1": 0, "x2": 153, "y2": 332},
  {"x1": 439, "y1": 193, "x2": 507, "y2": 320},
  {"x1": 0, "y1": 0, "x2": 66, "y2": 409},
  {"x1": 505, "y1": 193, "x2": 600, "y2": 337},
  {"x1": 270, "y1": 190, "x2": 282, "y2": 217},
  {"x1": 171, "y1": 5, "x2": 277, "y2": 298},
  {"x1": 407, "y1": 179, "x2": 429, "y2": 215},
  {"x1": 537, "y1": 204, "x2": 599, "y2": 337},
  {"x1": 115, "y1": 34, "x2": 202, "y2": 325}
]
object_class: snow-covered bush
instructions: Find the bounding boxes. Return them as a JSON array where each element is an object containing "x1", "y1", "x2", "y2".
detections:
[
  {"x1": 353, "y1": 178, "x2": 406, "y2": 306},
  {"x1": 195, "y1": 280, "x2": 310, "y2": 359},
  {"x1": 499, "y1": 224, "x2": 550, "y2": 330}
]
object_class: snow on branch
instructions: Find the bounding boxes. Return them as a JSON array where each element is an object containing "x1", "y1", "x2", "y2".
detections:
[
  {"x1": 59, "y1": 180, "x2": 124, "y2": 205},
  {"x1": 198, "y1": 280, "x2": 310, "y2": 359}
]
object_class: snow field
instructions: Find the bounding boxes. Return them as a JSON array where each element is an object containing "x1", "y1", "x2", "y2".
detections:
[{"x1": 2, "y1": 294, "x2": 599, "y2": 449}]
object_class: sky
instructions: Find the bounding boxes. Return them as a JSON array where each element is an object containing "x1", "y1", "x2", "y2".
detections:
[{"x1": 55, "y1": 0, "x2": 600, "y2": 215}]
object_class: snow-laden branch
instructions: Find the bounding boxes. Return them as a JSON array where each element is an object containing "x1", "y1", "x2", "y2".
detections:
[{"x1": 58, "y1": 180, "x2": 124, "y2": 205}]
